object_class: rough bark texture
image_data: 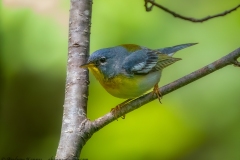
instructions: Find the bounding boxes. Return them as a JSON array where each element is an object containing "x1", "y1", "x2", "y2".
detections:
[{"x1": 55, "y1": 0, "x2": 92, "y2": 159}]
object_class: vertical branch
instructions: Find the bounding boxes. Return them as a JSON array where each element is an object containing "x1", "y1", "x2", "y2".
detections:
[{"x1": 56, "y1": 0, "x2": 92, "y2": 159}]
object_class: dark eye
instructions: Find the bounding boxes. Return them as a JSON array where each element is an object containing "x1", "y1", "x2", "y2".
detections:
[{"x1": 99, "y1": 57, "x2": 106, "y2": 64}]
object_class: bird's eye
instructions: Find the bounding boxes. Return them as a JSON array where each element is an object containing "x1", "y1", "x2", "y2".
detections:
[{"x1": 99, "y1": 57, "x2": 106, "y2": 64}]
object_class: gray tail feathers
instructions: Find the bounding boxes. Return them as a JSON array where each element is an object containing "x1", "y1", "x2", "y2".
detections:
[{"x1": 157, "y1": 43, "x2": 197, "y2": 56}]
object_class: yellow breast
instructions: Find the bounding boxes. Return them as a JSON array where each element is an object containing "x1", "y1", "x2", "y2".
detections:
[{"x1": 89, "y1": 66, "x2": 161, "y2": 99}]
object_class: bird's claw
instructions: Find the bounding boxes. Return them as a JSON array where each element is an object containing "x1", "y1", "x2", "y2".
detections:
[
  {"x1": 153, "y1": 84, "x2": 162, "y2": 103},
  {"x1": 111, "y1": 99, "x2": 132, "y2": 120},
  {"x1": 111, "y1": 105, "x2": 125, "y2": 120}
]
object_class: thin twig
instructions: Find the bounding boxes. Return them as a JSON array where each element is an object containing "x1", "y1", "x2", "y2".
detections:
[
  {"x1": 144, "y1": 0, "x2": 155, "y2": 11},
  {"x1": 233, "y1": 60, "x2": 240, "y2": 67},
  {"x1": 144, "y1": 0, "x2": 240, "y2": 22},
  {"x1": 91, "y1": 48, "x2": 240, "y2": 131}
]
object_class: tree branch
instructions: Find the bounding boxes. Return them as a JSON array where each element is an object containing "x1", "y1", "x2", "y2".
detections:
[
  {"x1": 56, "y1": 1, "x2": 240, "y2": 158},
  {"x1": 55, "y1": 0, "x2": 92, "y2": 159},
  {"x1": 91, "y1": 48, "x2": 240, "y2": 131},
  {"x1": 144, "y1": 0, "x2": 240, "y2": 23}
]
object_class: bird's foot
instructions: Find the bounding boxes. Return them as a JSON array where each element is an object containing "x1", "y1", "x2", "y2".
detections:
[
  {"x1": 111, "y1": 105, "x2": 125, "y2": 120},
  {"x1": 111, "y1": 99, "x2": 132, "y2": 120},
  {"x1": 153, "y1": 84, "x2": 162, "y2": 103}
]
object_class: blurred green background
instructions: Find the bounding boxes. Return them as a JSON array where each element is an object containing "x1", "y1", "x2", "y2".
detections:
[{"x1": 1, "y1": 0, "x2": 240, "y2": 159}]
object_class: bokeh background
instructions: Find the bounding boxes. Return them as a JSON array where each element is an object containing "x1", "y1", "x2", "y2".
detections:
[{"x1": 1, "y1": 0, "x2": 240, "y2": 159}]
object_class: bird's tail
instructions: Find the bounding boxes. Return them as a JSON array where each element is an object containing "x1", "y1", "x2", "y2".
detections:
[{"x1": 157, "y1": 43, "x2": 197, "y2": 56}]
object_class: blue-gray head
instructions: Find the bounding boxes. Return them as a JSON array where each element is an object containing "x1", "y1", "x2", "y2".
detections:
[{"x1": 81, "y1": 46, "x2": 128, "y2": 79}]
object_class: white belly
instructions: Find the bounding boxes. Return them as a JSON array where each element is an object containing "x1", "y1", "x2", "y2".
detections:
[{"x1": 134, "y1": 71, "x2": 161, "y2": 96}]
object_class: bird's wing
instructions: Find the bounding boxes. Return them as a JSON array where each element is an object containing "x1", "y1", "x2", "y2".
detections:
[
  {"x1": 122, "y1": 49, "x2": 181, "y2": 75},
  {"x1": 157, "y1": 43, "x2": 197, "y2": 56},
  {"x1": 152, "y1": 53, "x2": 181, "y2": 71}
]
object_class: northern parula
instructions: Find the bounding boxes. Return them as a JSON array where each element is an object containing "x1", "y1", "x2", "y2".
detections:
[{"x1": 81, "y1": 43, "x2": 196, "y2": 104}]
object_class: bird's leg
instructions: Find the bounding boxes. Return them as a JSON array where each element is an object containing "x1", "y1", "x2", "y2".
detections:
[
  {"x1": 153, "y1": 84, "x2": 162, "y2": 104},
  {"x1": 111, "y1": 98, "x2": 133, "y2": 119}
]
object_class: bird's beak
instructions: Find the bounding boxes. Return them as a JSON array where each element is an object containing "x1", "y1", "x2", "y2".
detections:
[{"x1": 80, "y1": 62, "x2": 94, "y2": 68}]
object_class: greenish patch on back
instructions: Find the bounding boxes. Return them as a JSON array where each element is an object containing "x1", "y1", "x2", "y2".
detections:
[{"x1": 121, "y1": 44, "x2": 141, "y2": 52}]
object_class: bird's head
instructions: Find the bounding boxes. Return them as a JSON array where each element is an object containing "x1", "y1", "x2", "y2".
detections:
[{"x1": 81, "y1": 47, "x2": 126, "y2": 79}]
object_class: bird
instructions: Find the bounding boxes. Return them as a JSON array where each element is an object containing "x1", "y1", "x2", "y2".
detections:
[{"x1": 81, "y1": 43, "x2": 197, "y2": 116}]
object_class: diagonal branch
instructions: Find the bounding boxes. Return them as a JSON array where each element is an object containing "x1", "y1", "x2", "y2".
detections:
[
  {"x1": 144, "y1": 0, "x2": 240, "y2": 23},
  {"x1": 91, "y1": 48, "x2": 240, "y2": 131}
]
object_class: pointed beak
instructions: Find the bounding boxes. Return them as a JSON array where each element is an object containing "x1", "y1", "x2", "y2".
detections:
[{"x1": 80, "y1": 62, "x2": 94, "y2": 68}]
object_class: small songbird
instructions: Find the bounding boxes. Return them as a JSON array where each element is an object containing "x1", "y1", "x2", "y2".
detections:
[{"x1": 81, "y1": 43, "x2": 196, "y2": 110}]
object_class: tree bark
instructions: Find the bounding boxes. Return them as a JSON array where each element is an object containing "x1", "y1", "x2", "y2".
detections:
[{"x1": 56, "y1": 0, "x2": 92, "y2": 159}]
